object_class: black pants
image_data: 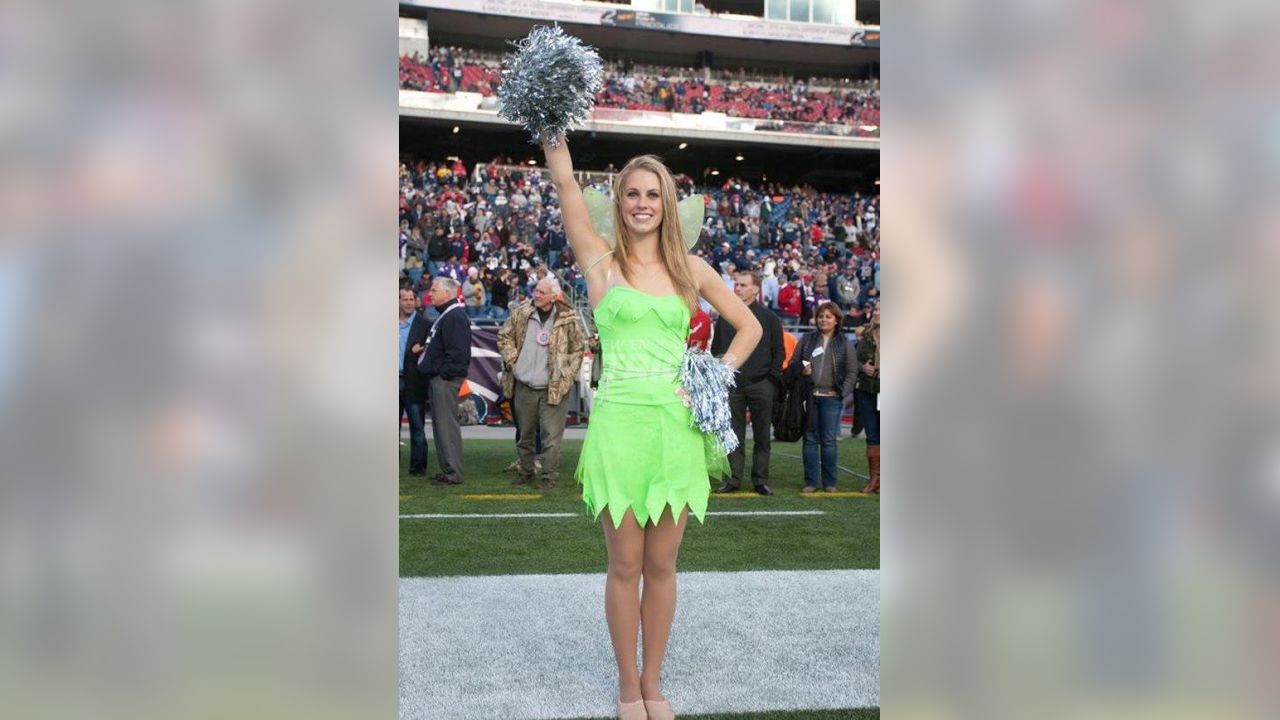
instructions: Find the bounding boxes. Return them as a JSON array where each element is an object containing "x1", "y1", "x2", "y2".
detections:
[{"x1": 726, "y1": 377, "x2": 776, "y2": 488}]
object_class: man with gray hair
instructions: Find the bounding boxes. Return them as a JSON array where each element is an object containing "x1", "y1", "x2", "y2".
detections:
[
  {"x1": 497, "y1": 277, "x2": 584, "y2": 490},
  {"x1": 418, "y1": 276, "x2": 472, "y2": 485}
]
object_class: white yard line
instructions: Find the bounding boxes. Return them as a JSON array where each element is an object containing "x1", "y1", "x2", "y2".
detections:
[
  {"x1": 399, "y1": 510, "x2": 827, "y2": 519},
  {"x1": 401, "y1": 512, "x2": 579, "y2": 519}
]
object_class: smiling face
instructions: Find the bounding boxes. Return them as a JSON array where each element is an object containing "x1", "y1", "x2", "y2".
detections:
[
  {"x1": 620, "y1": 169, "x2": 663, "y2": 239},
  {"x1": 532, "y1": 280, "x2": 557, "y2": 310},
  {"x1": 399, "y1": 288, "x2": 417, "y2": 317},
  {"x1": 816, "y1": 308, "x2": 839, "y2": 335}
]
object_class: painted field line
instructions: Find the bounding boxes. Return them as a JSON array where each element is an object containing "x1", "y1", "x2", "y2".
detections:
[
  {"x1": 800, "y1": 491, "x2": 876, "y2": 498},
  {"x1": 400, "y1": 510, "x2": 826, "y2": 520},
  {"x1": 710, "y1": 493, "x2": 780, "y2": 499},
  {"x1": 709, "y1": 510, "x2": 826, "y2": 516},
  {"x1": 711, "y1": 492, "x2": 872, "y2": 498},
  {"x1": 401, "y1": 512, "x2": 578, "y2": 519},
  {"x1": 773, "y1": 450, "x2": 869, "y2": 480}
]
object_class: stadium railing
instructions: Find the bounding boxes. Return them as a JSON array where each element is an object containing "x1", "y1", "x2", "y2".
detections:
[
  {"x1": 402, "y1": 90, "x2": 877, "y2": 143},
  {"x1": 404, "y1": 49, "x2": 876, "y2": 94},
  {"x1": 479, "y1": 163, "x2": 616, "y2": 190}
]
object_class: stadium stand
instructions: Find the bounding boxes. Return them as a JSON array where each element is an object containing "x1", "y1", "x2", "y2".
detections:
[{"x1": 400, "y1": 47, "x2": 879, "y2": 136}]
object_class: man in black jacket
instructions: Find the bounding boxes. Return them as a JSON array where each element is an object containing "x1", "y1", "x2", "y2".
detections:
[
  {"x1": 400, "y1": 288, "x2": 431, "y2": 476},
  {"x1": 426, "y1": 226, "x2": 450, "y2": 275},
  {"x1": 418, "y1": 277, "x2": 472, "y2": 485},
  {"x1": 712, "y1": 270, "x2": 785, "y2": 495}
]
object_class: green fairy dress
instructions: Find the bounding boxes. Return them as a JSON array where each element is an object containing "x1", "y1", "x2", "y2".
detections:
[{"x1": 575, "y1": 286, "x2": 729, "y2": 529}]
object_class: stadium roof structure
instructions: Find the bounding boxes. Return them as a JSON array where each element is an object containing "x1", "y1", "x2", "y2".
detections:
[
  {"x1": 402, "y1": 0, "x2": 879, "y2": 72},
  {"x1": 399, "y1": 0, "x2": 879, "y2": 189},
  {"x1": 400, "y1": 115, "x2": 879, "y2": 191}
]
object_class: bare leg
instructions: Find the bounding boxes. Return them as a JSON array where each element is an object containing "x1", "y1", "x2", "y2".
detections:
[
  {"x1": 639, "y1": 505, "x2": 689, "y2": 702},
  {"x1": 602, "y1": 507, "x2": 646, "y2": 703}
]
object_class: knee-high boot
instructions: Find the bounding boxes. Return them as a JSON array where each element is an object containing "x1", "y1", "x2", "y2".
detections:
[{"x1": 862, "y1": 444, "x2": 880, "y2": 494}]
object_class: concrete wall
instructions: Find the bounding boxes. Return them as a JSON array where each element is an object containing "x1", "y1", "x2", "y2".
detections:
[{"x1": 399, "y1": 17, "x2": 430, "y2": 59}]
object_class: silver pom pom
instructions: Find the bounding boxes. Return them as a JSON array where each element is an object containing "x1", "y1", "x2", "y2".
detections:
[
  {"x1": 679, "y1": 348, "x2": 739, "y2": 455},
  {"x1": 496, "y1": 25, "x2": 604, "y2": 146}
]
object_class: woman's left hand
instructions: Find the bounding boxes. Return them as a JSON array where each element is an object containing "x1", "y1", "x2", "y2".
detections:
[
  {"x1": 861, "y1": 362, "x2": 876, "y2": 376},
  {"x1": 674, "y1": 386, "x2": 693, "y2": 408}
]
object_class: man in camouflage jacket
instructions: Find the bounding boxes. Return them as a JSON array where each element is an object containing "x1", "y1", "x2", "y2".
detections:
[{"x1": 497, "y1": 278, "x2": 585, "y2": 489}]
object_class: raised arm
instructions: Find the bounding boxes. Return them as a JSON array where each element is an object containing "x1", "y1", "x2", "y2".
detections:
[
  {"x1": 541, "y1": 136, "x2": 611, "y2": 292},
  {"x1": 690, "y1": 256, "x2": 761, "y2": 370}
]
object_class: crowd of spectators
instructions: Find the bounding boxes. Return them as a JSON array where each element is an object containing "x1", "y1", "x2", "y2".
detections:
[
  {"x1": 399, "y1": 157, "x2": 880, "y2": 336},
  {"x1": 399, "y1": 47, "x2": 880, "y2": 136}
]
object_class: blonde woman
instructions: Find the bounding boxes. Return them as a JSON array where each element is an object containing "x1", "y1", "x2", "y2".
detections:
[{"x1": 543, "y1": 135, "x2": 761, "y2": 720}]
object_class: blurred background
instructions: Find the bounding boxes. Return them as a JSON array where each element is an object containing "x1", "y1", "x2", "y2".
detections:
[
  {"x1": 1, "y1": 0, "x2": 1277, "y2": 718},
  {"x1": 0, "y1": 1, "x2": 397, "y2": 718},
  {"x1": 884, "y1": 0, "x2": 1280, "y2": 718}
]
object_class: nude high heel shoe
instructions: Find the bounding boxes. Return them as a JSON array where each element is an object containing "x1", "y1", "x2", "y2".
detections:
[
  {"x1": 617, "y1": 699, "x2": 646, "y2": 720},
  {"x1": 644, "y1": 699, "x2": 676, "y2": 720}
]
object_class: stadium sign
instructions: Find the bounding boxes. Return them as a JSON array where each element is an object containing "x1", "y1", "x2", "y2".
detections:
[
  {"x1": 600, "y1": 9, "x2": 680, "y2": 31},
  {"x1": 850, "y1": 28, "x2": 880, "y2": 47},
  {"x1": 406, "y1": 0, "x2": 879, "y2": 48}
]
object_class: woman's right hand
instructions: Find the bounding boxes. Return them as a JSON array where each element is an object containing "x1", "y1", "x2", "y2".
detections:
[
  {"x1": 540, "y1": 135, "x2": 572, "y2": 181},
  {"x1": 801, "y1": 362, "x2": 813, "y2": 376}
]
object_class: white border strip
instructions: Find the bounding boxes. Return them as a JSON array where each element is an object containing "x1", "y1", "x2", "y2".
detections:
[{"x1": 400, "y1": 510, "x2": 826, "y2": 519}]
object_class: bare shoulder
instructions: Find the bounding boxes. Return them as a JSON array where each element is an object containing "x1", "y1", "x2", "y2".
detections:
[
  {"x1": 685, "y1": 254, "x2": 716, "y2": 282},
  {"x1": 686, "y1": 254, "x2": 713, "y2": 271}
]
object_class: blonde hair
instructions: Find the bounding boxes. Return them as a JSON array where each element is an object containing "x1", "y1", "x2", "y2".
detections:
[{"x1": 610, "y1": 155, "x2": 700, "y2": 313}]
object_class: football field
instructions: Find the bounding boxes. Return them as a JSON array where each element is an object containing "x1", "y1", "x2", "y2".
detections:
[{"x1": 400, "y1": 435, "x2": 879, "y2": 719}]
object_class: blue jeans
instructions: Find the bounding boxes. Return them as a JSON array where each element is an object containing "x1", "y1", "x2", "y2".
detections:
[
  {"x1": 399, "y1": 378, "x2": 428, "y2": 474},
  {"x1": 803, "y1": 395, "x2": 843, "y2": 489}
]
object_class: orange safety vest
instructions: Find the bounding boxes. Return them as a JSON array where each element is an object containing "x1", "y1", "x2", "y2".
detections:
[{"x1": 781, "y1": 331, "x2": 798, "y2": 369}]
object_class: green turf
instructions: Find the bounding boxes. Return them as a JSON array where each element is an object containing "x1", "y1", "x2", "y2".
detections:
[{"x1": 400, "y1": 435, "x2": 879, "y2": 577}]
